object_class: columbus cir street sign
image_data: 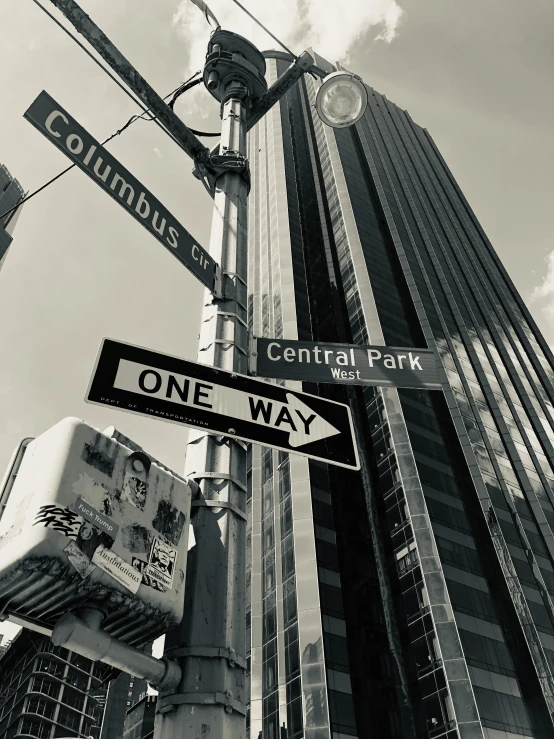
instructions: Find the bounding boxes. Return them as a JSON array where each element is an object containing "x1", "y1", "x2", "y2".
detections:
[
  {"x1": 86, "y1": 339, "x2": 360, "y2": 470},
  {"x1": 24, "y1": 90, "x2": 217, "y2": 293},
  {"x1": 252, "y1": 338, "x2": 442, "y2": 390}
]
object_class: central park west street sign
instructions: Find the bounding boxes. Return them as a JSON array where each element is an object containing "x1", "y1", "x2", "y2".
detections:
[
  {"x1": 252, "y1": 337, "x2": 442, "y2": 390},
  {"x1": 86, "y1": 339, "x2": 360, "y2": 470},
  {"x1": 24, "y1": 90, "x2": 217, "y2": 293}
]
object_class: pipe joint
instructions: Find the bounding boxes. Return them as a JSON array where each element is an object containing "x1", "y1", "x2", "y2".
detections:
[{"x1": 52, "y1": 611, "x2": 181, "y2": 691}]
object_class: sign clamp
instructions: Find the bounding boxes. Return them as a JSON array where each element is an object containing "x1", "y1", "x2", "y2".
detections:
[
  {"x1": 221, "y1": 272, "x2": 248, "y2": 307},
  {"x1": 199, "y1": 339, "x2": 248, "y2": 357},
  {"x1": 213, "y1": 311, "x2": 248, "y2": 328},
  {"x1": 166, "y1": 646, "x2": 247, "y2": 670},
  {"x1": 249, "y1": 335, "x2": 258, "y2": 376},
  {"x1": 212, "y1": 264, "x2": 224, "y2": 300},
  {"x1": 191, "y1": 470, "x2": 248, "y2": 493},
  {"x1": 157, "y1": 692, "x2": 247, "y2": 717},
  {"x1": 191, "y1": 499, "x2": 248, "y2": 522}
]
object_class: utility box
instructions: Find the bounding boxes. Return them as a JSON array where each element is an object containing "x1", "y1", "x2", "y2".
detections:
[{"x1": 0, "y1": 417, "x2": 193, "y2": 646}]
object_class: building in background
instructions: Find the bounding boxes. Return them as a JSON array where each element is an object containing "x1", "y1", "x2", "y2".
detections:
[
  {"x1": 99, "y1": 671, "x2": 148, "y2": 739},
  {"x1": 0, "y1": 634, "x2": 9, "y2": 661},
  {"x1": 122, "y1": 695, "x2": 156, "y2": 739},
  {"x1": 0, "y1": 629, "x2": 107, "y2": 739},
  {"x1": 0, "y1": 163, "x2": 24, "y2": 271},
  {"x1": 245, "y1": 50, "x2": 554, "y2": 739}
]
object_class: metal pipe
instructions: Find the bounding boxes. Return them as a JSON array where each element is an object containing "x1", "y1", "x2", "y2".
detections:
[
  {"x1": 51, "y1": 610, "x2": 181, "y2": 692},
  {"x1": 46, "y1": 0, "x2": 211, "y2": 167},
  {"x1": 246, "y1": 50, "x2": 314, "y2": 131}
]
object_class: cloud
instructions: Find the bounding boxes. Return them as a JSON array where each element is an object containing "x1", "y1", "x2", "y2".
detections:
[
  {"x1": 531, "y1": 249, "x2": 554, "y2": 318},
  {"x1": 172, "y1": 0, "x2": 404, "y2": 78}
]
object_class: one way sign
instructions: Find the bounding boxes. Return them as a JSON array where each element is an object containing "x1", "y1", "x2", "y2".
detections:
[{"x1": 86, "y1": 339, "x2": 360, "y2": 470}]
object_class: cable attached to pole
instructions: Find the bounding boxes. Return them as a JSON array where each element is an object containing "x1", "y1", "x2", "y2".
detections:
[
  {"x1": 167, "y1": 77, "x2": 221, "y2": 136},
  {"x1": 0, "y1": 77, "x2": 220, "y2": 223},
  {"x1": 0, "y1": 109, "x2": 152, "y2": 223}
]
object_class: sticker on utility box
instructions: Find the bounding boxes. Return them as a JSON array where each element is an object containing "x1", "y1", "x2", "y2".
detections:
[
  {"x1": 70, "y1": 496, "x2": 119, "y2": 540},
  {"x1": 145, "y1": 538, "x2": 177, "y2": 589},
  {"x1": 75, "y1": 521, "x2": 115, "y2": 559},
  {"x1": 92, "y1": 545, "x2": 142, "y2": 593},
  {"x1": 64, "y1": 540, "x2": 96, "y2": 579},
  {"x1": 122, "y1": 476, "x2": 148, "y2": 511},
  {"x1": 152, "y1": 499, "x2": 186, "y2": 547},
  {"x1": 132, "y1": 556, "x2": 168, "y2": 592}
]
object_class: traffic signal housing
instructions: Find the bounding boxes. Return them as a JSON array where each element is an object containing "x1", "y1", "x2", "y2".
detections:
[{"x1": 0, "y1": 417, "x2": 193, "y2": 646}]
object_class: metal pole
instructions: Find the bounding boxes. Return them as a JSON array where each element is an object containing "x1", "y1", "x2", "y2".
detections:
[{"x1": 155, "y1": 83, "x2": 249, "y2": 739}]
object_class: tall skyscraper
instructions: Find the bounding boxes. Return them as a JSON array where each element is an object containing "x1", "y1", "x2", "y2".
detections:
[
  {"x1": 245, "y1": 51, "x2": 554, "y2": 739},
  {"x1": 0, "y1": 163, "x2": 24, "y2": 270},
  {"x1": 99, "y1": 670, "x2": 148, "y2": 739}
]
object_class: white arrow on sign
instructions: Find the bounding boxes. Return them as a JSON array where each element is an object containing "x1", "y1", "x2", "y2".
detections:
[{"x1": 113, "y1": 359, "x2": 340, "y2": 448}]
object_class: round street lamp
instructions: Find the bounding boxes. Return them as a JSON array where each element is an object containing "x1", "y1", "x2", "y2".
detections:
[{"x1": 315, "y1": 71, "x2": 368, "y2": 129}]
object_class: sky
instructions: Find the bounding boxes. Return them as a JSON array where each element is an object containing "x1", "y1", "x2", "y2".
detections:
[{"x1": 0, "y1": 0, "x2": 552, "y2": 644}]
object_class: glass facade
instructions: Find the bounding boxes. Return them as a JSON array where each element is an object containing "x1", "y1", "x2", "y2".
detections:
[
  {"x1": 122, "y1": 695, "x2": 156, "y2": 739},
  {"x1": 0, "y1": 162, "x2": 24, "y2": 269},
  {"x1": 0, "y1": 630, "x2": 108, "y2": 739},
  {"x1": 98, "y1": 671, "x2": 148, "y2": 739},
  {"x1": 246, "y1": 51, "x2": 554, "y2": 739}
]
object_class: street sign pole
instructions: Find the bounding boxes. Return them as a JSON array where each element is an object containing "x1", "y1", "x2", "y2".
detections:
[{"x1": 153, "y1": 33, "x2": 264, "y2": 739}]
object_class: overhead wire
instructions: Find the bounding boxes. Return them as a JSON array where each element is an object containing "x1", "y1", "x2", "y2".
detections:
[
  {"x1": 31, "y1": 0, "x2": 220, "y2": 142},
  {"x1": 0, "y1": 78, "x2": 203, "y2": 223},
  {"x1": 29, "y1": 0, "x2": 181, "y2": 145},
  {"x1": 10, "y1": 0, "x2": 300, "y2": 222},
  {"x1": 167, "y1": 77, "x2": 220, "y2": 136},
  {"x1": 1, "y1": 0, "x2": 223, "y2": 222},
  {"x1": 168, "y1": 78, "x2": 203, "y2": 109},
  {"x1": 227, "y1": 0, "x2": 297, "y2": 59}
]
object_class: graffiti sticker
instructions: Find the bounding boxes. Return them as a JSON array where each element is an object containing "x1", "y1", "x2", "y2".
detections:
[
  {"x1": 122, "y1": 524, "x2": 151, "y2": 555},
  {"x1": 33, "y1": 504, "x2": 83, "y2": 538},
  {"x1": 70, "y1": 496, "x2": 119, "y2": 540},
  {"x1": 75, "y1": 521, "x2": 114, "y2": 559},
  {"x1": 152, "y1": 499, "x2": 186, "y2": 547},
  {"x1": 145, "y1": 538, "x2": 177, "y2": 589}
]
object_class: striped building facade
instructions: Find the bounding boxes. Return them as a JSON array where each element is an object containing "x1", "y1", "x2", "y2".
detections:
[
  {"x1": 245, "y1": 51, "x2": 554, "y2": 739},
  {"x1": 0, "y1": 163, "x2": 24, "y2": 270}
]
